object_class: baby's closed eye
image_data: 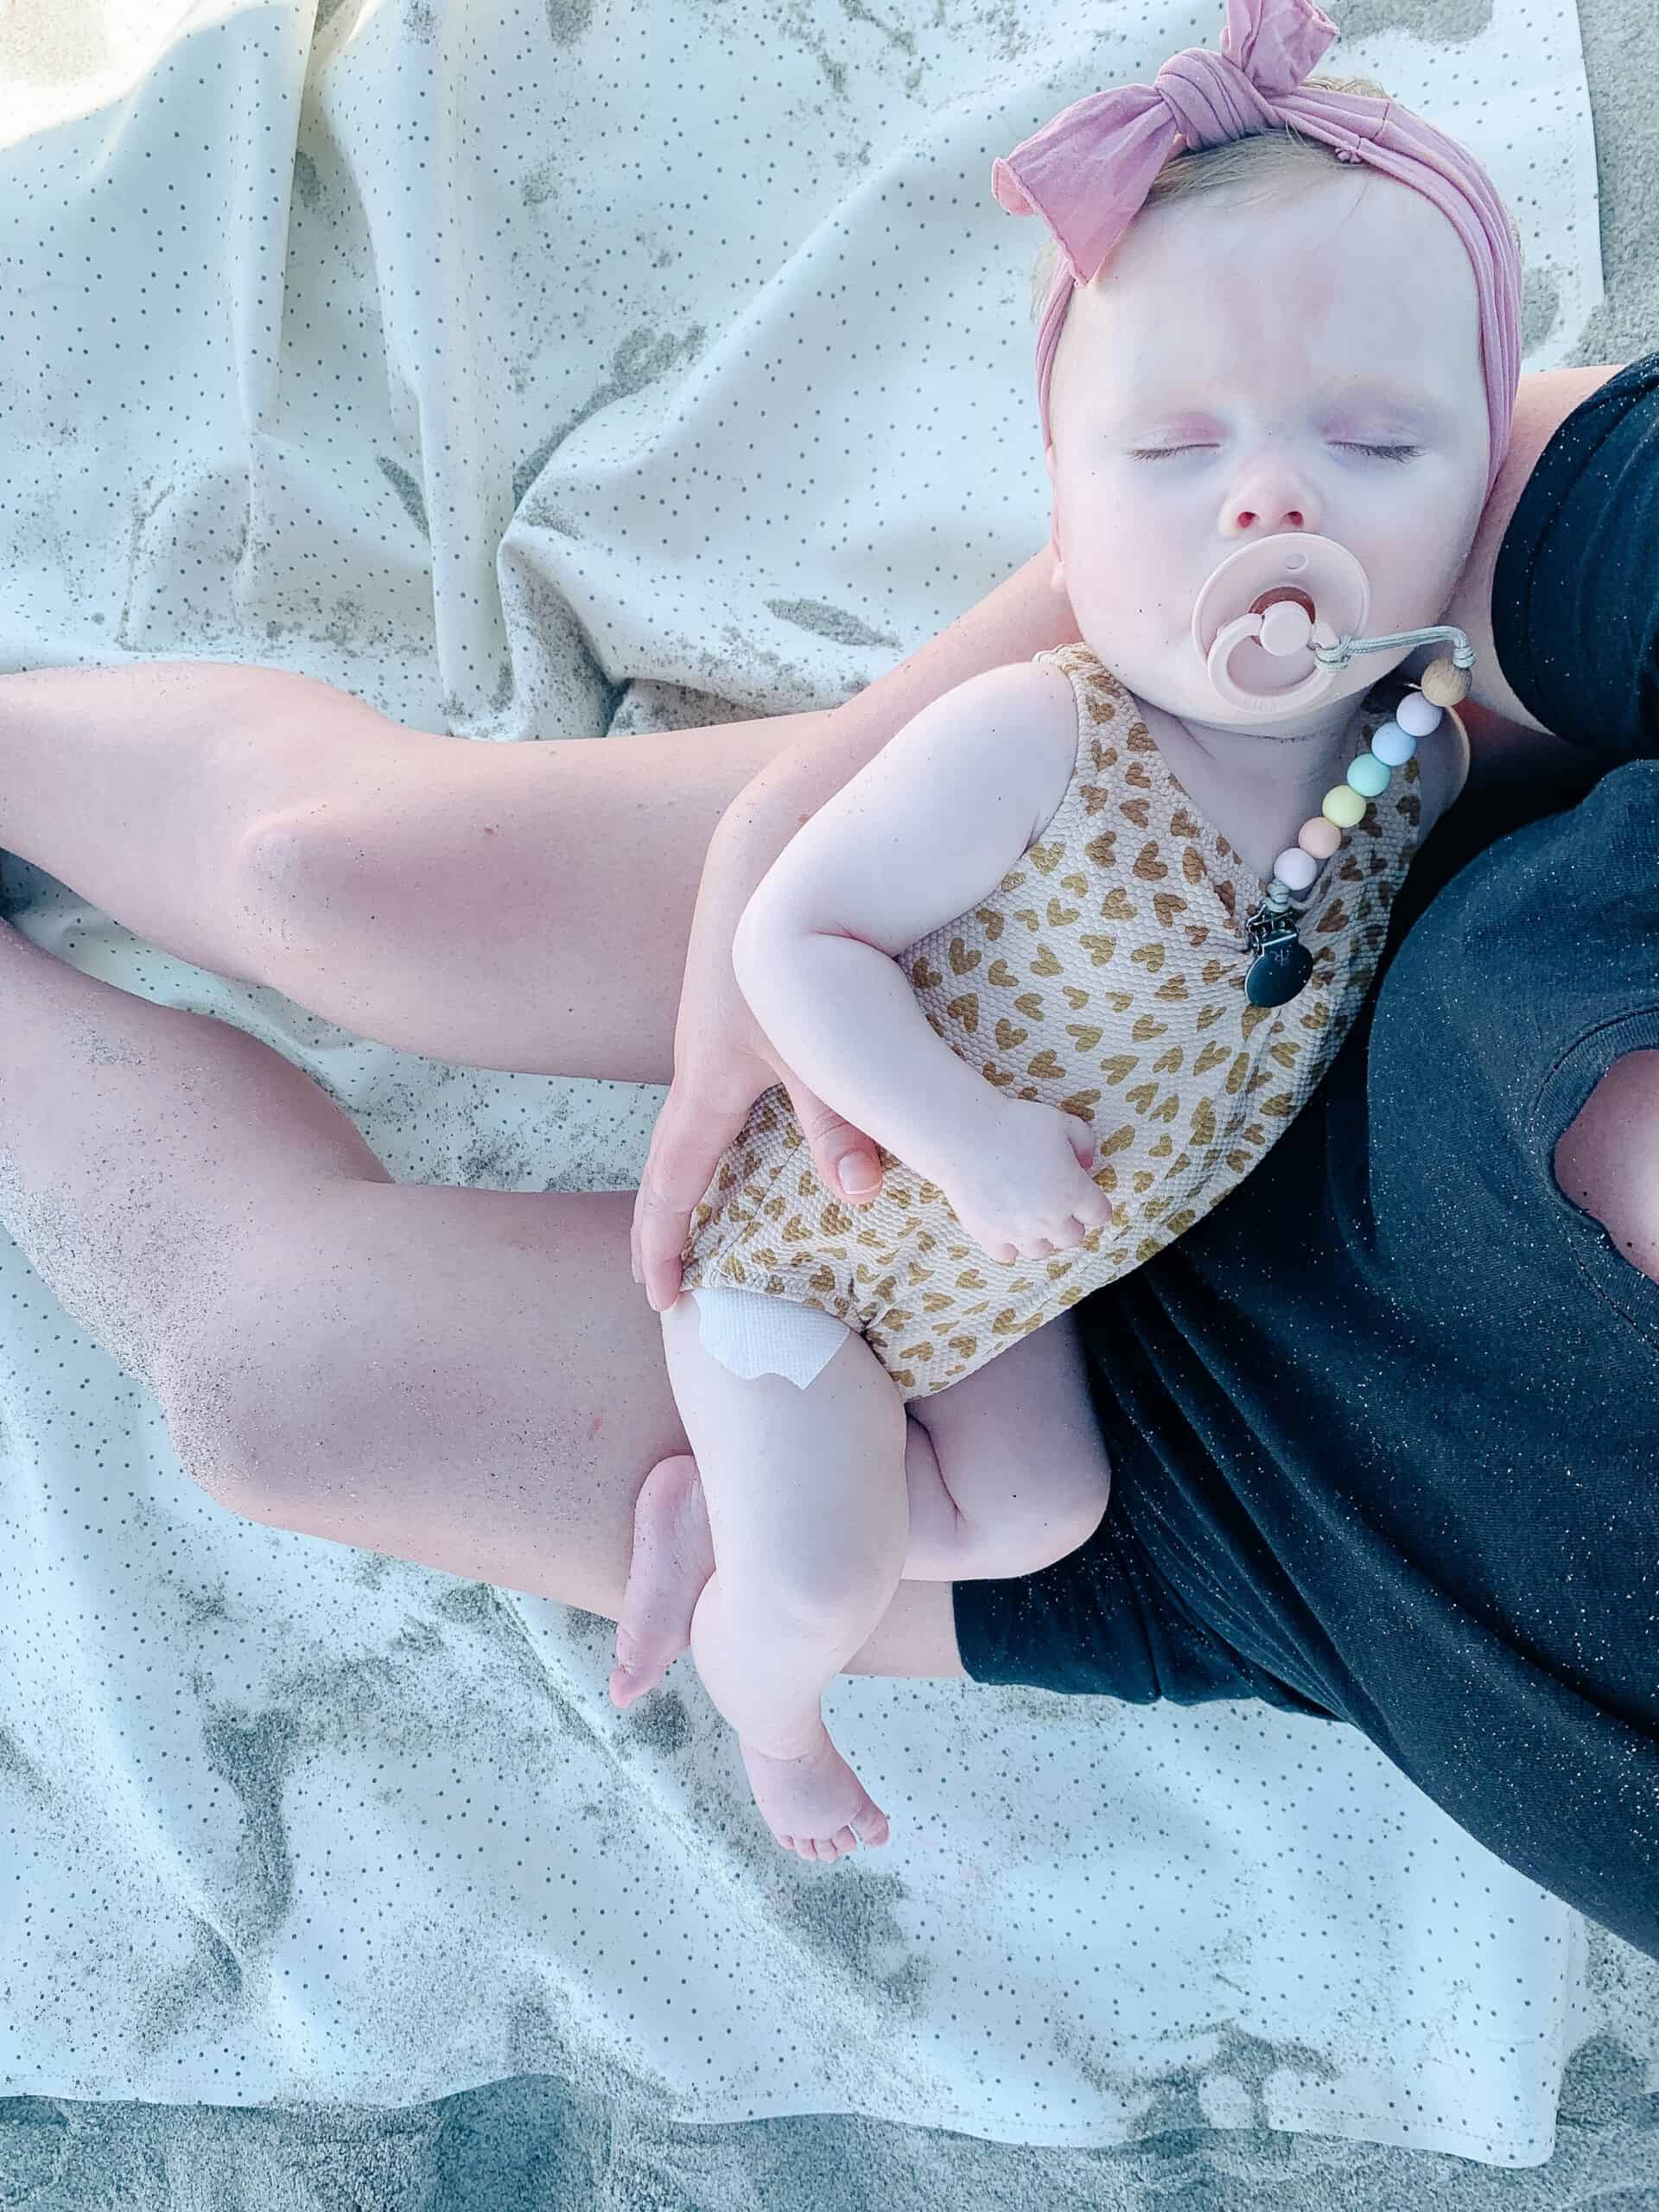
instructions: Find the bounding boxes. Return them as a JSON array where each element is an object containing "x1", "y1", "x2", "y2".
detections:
[{"x1": 1127, "y1": 441, "x2": 1422, "y2": 462}]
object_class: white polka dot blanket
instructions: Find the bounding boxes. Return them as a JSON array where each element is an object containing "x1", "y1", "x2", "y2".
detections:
[{"x1": 0, "y1": 0, "x2": 1627, "y2": 2171}]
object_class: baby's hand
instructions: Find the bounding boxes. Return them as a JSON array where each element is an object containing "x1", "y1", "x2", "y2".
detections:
[{"x1": 931, "y1": 1097, "x2": 1114, "y2": 1264}]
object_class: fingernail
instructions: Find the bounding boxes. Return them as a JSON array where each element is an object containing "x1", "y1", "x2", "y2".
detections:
[{"x1": 836, "y1": 1150, "x2": 880, "y2": 1194}]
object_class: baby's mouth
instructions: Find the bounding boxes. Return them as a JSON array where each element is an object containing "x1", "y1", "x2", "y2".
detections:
[{"x1": 1250, "y1": 585, "x2": 1317, "y2": 624}]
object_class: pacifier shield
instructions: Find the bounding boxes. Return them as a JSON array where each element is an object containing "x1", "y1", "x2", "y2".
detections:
[{"x1": 1192, "y1": 535, "x2": 1371, "y2": 717}]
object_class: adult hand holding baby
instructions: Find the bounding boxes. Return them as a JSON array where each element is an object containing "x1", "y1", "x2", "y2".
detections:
[{"x1": 629, "y1": 804, "x2": 887, "y2": 1313}]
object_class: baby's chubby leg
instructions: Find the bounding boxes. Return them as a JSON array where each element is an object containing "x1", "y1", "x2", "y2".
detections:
[
  {"x1": 612, "y1": 1307, "x2": 1113, "y2": 1713},
  {"x1": 658, "y1": 1294, "x2": 906, "y2": 1862},
  {"x1": 912, "y1": 1308, "x2": 1112, "y2": 1580}
]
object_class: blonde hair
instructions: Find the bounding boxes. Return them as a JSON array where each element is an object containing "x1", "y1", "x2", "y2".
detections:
[{"x1": 1027, "y1": 73, "x2": 1524, "y2": 321}]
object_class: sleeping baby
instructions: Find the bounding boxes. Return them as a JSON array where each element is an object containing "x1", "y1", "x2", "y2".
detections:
[{"x1": 620, "y1": 0, "x2": 1522, "y2": 1865}]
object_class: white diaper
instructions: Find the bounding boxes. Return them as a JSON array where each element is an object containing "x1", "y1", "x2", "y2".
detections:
[{"x1": 686, "y1": 1284, "x2": 853, "y2": 1389}]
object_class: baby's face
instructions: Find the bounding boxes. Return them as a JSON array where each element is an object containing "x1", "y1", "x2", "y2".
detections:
[{"x1": 1045, "y1": 170, "x2": 1492, "y2": 737}]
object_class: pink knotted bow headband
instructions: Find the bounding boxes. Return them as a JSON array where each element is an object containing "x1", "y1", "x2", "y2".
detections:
[{"x1": 990, "y1": 0, "x2": 1523, "y2": 507}]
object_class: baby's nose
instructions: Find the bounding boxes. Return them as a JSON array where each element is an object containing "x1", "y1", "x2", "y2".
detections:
[
  {"x1": 1218, "y1": 460, "x2": 1321, "y2": 538},
  {"x1": 1235, "y1": 502, "x2": 1304, "y2": 531}
]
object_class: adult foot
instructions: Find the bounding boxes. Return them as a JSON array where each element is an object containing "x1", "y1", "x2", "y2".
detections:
[
  {"x1": 609, "y1": 1453, "x2": 714, "y2": 1710},
  {"x1": 741, "y1": 1718, "x2": 891, "y2": 1862}
]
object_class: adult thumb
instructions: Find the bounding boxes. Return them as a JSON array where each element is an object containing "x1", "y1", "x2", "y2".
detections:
[{"x1": 779, "y1": 1074, "x2": 886, "y2": 1204}]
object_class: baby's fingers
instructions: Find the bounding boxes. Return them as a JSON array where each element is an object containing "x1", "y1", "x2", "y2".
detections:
[
  {"x1": 1077, "y1": 1180, "x2": 1115, "y2": 1229},
  {"x1": 1055, "y1": 1186, "x2": 1114, "y2": 1249}
]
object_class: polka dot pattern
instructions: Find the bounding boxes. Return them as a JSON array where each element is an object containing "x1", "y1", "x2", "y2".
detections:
[{"x1": 0, "y1": 0, "x2": 1617, "y2": 2161}]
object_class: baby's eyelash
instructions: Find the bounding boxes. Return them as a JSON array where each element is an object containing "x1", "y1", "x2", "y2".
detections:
[{"x1": 1129, "y1": 442, "x2": 1423, "y2": 462}]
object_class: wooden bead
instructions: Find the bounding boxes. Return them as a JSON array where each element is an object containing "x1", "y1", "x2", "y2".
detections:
[{"x1": 1421, "y1": 656, "x2": 1470, "y2": 707}]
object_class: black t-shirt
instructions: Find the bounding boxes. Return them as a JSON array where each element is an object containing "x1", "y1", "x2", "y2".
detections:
[{"x1": 951, "y1": 353, "x2": 1659, "y2": 1964}]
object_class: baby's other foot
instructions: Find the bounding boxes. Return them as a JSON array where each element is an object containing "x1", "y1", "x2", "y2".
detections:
[
  {"x1": 741, "y1": 1718, "x2": 891, "y2": 1863},
  {"x1": 610, "y1": 1453, "x2": 714, "y2": 1710}
]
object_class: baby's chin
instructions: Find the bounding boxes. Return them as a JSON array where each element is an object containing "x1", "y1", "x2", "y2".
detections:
[{"x1": 1111, "y1": 659, "x2": 1376, "y2": 741}]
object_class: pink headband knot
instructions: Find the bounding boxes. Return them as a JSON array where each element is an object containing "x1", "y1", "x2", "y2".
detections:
[{"x1": 991, "y1": 0, "x2": 1522, "y2": 505}]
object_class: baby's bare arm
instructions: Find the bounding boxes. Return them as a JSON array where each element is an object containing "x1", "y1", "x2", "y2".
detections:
[
  {"x1": 730, "y1": 663, "x2": 1072, "y2": 1179},
  {"x1": 734, "y1": 928, "x2": 1004, "y2": 1185},
  {"x1": 634, "y1": 550, "x2": 1086, "y2": 1306}
]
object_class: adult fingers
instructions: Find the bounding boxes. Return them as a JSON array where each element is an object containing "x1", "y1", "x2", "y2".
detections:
[
  {"x1": 779, "y1": 1073, "x2": 886, "y2": 1210},
  {"x1": 630, "y1": 1077, "x2": 756, "y2": 1312}
]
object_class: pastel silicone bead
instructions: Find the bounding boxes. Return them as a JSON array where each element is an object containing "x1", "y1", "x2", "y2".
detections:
[
  {"x1": 1298, "y1": 817, "x2": 1343, "y2": 860},
  {"x1": 1345, "y1": 753, "x2": 1390, "y2": 799},
  {"x1": 1322, "y1": 784, "x2": 1367, "y2": 830},
  {"x1": 1272, "y1": 846, "x2": 1319, "y2": 892},
  {"x1": 1395, "y1": 690, "x2": 1443, "y2": 737},
  {"x1": 1370, "y1": 721, "x2": 1417, "y2": 767}
]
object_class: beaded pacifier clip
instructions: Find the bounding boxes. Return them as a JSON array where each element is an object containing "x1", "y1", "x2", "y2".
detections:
[{"x1": 1242, "y1": 645, "x2": 1471, "y2": 1006}]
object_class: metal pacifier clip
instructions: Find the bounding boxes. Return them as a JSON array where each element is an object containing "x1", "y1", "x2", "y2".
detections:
[{"x1": 1191, "y1": 532, "x2": 1474, "y2": 1007}]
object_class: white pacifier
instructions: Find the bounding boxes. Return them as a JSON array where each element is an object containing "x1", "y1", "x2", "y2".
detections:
[
  {"x1": 1192, "y1": 532, "x2": 1368, "y2": 716},
  {"x1": 1192, "y1": 531, "x2": 1477, "y2": 715}
]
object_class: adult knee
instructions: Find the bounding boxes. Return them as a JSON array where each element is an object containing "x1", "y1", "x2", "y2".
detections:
[
  {"x1": 234, "y1": 805, "x2": 354, "y2": 966},
  {"x1": 154, "y1": 1349, "x2": 282, "y2": 1522},
  {"x1": 149, "y1": 1277, "x2": 322, "y2": 1525}
]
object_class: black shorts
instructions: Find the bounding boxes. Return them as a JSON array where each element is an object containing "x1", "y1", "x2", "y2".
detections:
[{"x1": 949, "y1": 1349, "x2": 1331, "y2": 1713}]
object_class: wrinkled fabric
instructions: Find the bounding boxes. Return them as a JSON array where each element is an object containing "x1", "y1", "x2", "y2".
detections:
[{"x1": 0, "y1": 0, "x2": 1619, "y2": 2168}]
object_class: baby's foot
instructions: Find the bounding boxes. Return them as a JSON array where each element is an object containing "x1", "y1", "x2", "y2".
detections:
[
  {"x1": 741, "y1": 1718, "x2": 891, "y2": 1863},
  {"x1": 609, "y1": 1454, "x2": 714, "y2": 1710}
]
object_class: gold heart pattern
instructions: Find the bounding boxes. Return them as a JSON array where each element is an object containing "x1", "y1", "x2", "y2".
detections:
[{"x1": 677, "y1": 645, "x2": 1427, "y2": 1402}]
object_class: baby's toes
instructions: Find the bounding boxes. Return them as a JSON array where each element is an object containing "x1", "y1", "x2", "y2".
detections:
[
  {"x1": 741, "y1": 1724, "x2": 888, "y2": 1863},
  {"x1": 786, "y1": 1822, "x2": 871, "y2": 1862}
]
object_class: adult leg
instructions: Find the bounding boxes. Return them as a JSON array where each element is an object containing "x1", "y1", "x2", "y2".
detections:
[
  {"x1": 0, "y1": 658, "x2": 810, "y2": 1081},
  {"x1": 0, "y1": 544, "x2": 1079, "y2": 1080},
  {"x1": 0, "y1": 915, "x2": 966, "y2": 1676}
]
